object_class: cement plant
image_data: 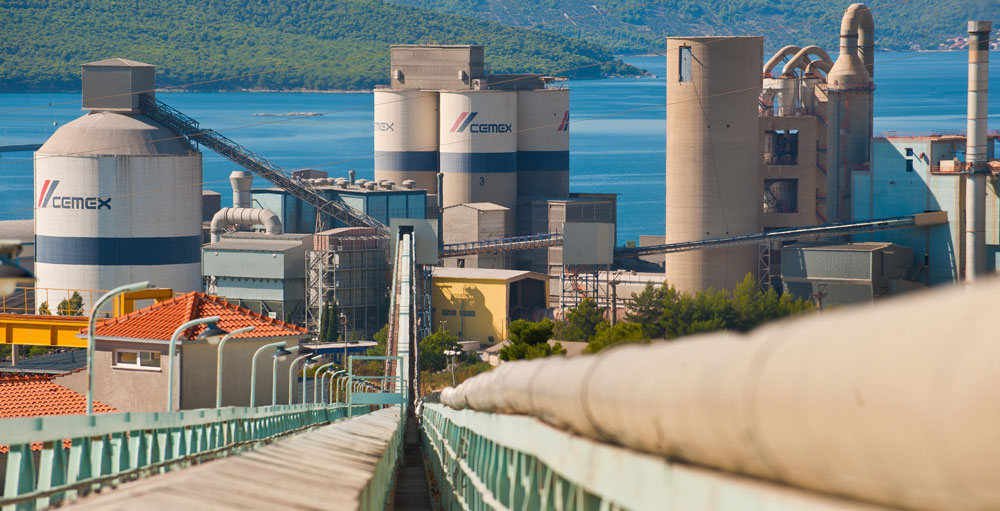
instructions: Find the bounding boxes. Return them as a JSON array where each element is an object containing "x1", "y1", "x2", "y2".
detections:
[{"x1": 0, "y1": 4, "x2": 998, "y2": 510}]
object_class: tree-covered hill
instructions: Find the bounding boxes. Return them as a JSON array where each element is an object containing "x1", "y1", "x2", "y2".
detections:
[
  {"x1": 0, "y1": 0, "x2": 642, "y2": 92},
  {"x1": 387, "y1": 0, "x2": 1000, "y2": 54}
]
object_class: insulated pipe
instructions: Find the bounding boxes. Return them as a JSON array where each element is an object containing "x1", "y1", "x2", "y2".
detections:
[
  {"x1": 803, "y1": 59, "x2": 831, "y2": 77},
  {"x1": 209, "y1": 207, "x2": 283, "y2": 243},
  {"x1": 229, "y1": 171, "x2": 253, "y2": 208},
  {"x1": 762, "y1": 45, "x2": 801, "y2": 76},
  {"x1": 441, "y1": 277, "x2": 1000, "y2": 511},
  {"x1": 780, "y1": 46, "x2": 833, "y2": 76},
  {"x1": 840, "y1": 3, "x2": 874, "y2": 79},
  {"x1": 965, "y1": 21, "x2": 991, "y2": 283}
]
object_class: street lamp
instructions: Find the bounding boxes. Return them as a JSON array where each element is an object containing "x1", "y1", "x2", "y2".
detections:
[
  {"x1": 321, "y1": 368, "x2": 344, "y2": 404},
  {"x1": 312, "y1": 362, "x2": 336, "y2": 404},
  {"x1": 444, "y1": 349, "x2": 462, "y2": 386},
  {"x1": 167, "y1": 316, "x2": 226, "y2": 412},
  {"x1": 289, "y1": 352, "x2": 316, "y2": 404},
  {"x1": 325, "y1": 370, "x2": 345, "y2": 404},
  {"x1": 86, "y1": 281, "x2": 152, "y2": 414},
  {"x1": 272, "y1": 345, "x2": 295, "y2": 405},
  {"x1": 216, "y1": 325, "x2": 255, "y2": 408},
  {"x1": 334, "y1": 373, "x2": 348, "y2": 403},
  {"x1": 249, "y1": 341, "x2": 286, "y2": 407}
]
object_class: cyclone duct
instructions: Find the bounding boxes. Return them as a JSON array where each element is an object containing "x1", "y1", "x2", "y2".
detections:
[
  {"x1": 965, "y1": 21, "x2": 991, "y2": 283},
  {"x1": 826, "y1": 3, "x2": 874, "y2": 224},
  {"x1": 210, "y1": 207, "x2": 283, "y2": 243},
  {"x1": 665, "y1": 37, "x2": 763, "y2": 293}
]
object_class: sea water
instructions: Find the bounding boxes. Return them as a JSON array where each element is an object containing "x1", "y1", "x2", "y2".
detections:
[{"x1": 0, "y1": 52, "x2": 996, "y2": 243}]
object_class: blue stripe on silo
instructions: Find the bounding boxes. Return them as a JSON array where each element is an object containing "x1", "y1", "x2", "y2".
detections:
[
  {"x1": 439, "y1": 152, "x2": 517, "y2": 173},
  {"x1": 35, "y1": 235, "x2": 202, "y2": 266},
  {"x1": 516, "y1": 151, "x2": 569, "y2": 171},
  {"x1": 374, "y1": 150, "x2": 439, "y2": 171}
]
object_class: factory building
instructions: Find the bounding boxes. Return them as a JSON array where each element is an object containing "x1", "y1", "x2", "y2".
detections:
[
  {"x1": 250, "y1": 178, "x2": 426, "y2": 234},
  {"x1": 781, "y1": 242, "x2": 919, "y2": 307},
  {"x1": 202, "y1": 232, "x2": 313, "y2": 323},
  {"x1": 376, "y1": 45, "x2": 593, "y2": 275},
  {"x1": 442, "y1": 203, "x2": 510, "y2": 269},
  {"x1": 430, "y1": 267, "x2": 549, "y2": 344},
  {"x1": 664, "y1": 36, "x2": 764, "y2": 293},
  {"x1": 33, "y1": 59, "x2": 203, "y2": 307}
]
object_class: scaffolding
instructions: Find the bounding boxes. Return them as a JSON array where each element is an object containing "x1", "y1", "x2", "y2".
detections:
[{"x1": 305, "y1": 229, "x2": 389, "y2": 341}]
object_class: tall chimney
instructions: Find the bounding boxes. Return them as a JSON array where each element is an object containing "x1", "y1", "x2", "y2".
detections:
[{"x1": 965, "y1": 21, "x2": 990, "y2": 283}]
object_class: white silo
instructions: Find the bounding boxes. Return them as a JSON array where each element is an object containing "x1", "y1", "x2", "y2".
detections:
[
  {"x1": 516, "y1": 89, "x2": 569, "y2": 198},
  {"x1": 439, "y1": 91, "x2": 517, "y2": 231},
  {"x1": 373, "y1": 90, "x2": 439, "y2": 194},
  {"x1": 33, "y1": 59, "x2": 202, "y2": 308}
]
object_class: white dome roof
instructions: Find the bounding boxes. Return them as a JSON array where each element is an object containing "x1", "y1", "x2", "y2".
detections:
[{"x1": 38, "y1": 111, "x2": 195, "y2": 156}]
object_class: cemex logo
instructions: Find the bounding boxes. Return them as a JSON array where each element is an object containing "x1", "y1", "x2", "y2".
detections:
[
  {"x1": 373, "y1": 121, "x2": 394, "y2": 132},
  {"x1": 37, "y1": 180, "x2": 111, "y2": 210},
  {"x1": 557, "y1": 111, "x2": 570, "y2": 132},
  {"x1": 449, "y1": 112, "x2": 512, "y2": 134}
]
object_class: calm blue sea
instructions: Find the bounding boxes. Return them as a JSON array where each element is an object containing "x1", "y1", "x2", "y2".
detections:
[{"x1": 1, "y1": 52, "x2": 997, "y2": 243}]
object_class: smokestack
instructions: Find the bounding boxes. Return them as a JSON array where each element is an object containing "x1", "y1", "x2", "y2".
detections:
[
  {"x1": 229, "y1": 170, "x2": 253, "y2": 209},
  {"x1": 965, "y1": 21, "x2": 990, "y2": 283}
]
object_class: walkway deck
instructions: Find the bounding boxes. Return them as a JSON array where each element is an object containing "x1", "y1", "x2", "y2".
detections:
[{"x1": 66, "y1": 407, "x2": 402, "y2": 510}]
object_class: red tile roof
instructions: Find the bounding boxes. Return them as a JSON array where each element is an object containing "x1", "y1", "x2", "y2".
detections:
[
  {"x1": 0, "y1": 374, "x2": 116, "y2": 419},
  {"x1": 81, "y1": 292, "x2": 307, "y2": 341}
]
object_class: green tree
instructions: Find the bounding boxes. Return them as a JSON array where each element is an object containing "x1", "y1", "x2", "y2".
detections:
[
  {"x1": 37, "y1": 301, "x2": 51, "y2": 315},
  {"x1": 419, "y1": 327, "x2": 460, "y2": 371},
  {"x1": 57, "y1": 292, "x2": 84, "y2": 316},
  {"x1": 368, "y1": 323, "x2": 389, "y2": 357},
  {"x1": 500, "y1": 319, "x2": 566, "y2": 361},
  {"x1": 585, "y1": 321, "x2": 648, "y2": 353},
  {"x1": 553, "y1": 298, "x2": 603, "y2": 342},
  {"x1": 319, "y1": 300, "x2": 339, "y2": 343}
]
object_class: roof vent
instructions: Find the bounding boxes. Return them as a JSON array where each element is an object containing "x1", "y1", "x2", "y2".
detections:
[
  {"x1": 383, "y1": 181, "x2": 395, "y2": 190},
  {"x1": 365, "y1": 182, "x2": 377, "y2": 190},
  {"x1": 402, "y1": 179, "x2": 416, "y2": 189}
]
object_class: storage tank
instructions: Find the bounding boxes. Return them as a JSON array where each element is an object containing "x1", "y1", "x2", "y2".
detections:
[
  {"x1": 665, "y1": 37, "x2": 763, "y2": 293},
  {"x1": 439, "y1": 91, "x2": 517, "y2": 231},
  {"x1": 516, "y1": 89, "x2": 569, "y2": 198},
  {"x1": 373, "y1": 90, "x2": 438, "y2": 195},
  {"x1": 34, "y1": 59, "x2": 202, "y2": 308}
]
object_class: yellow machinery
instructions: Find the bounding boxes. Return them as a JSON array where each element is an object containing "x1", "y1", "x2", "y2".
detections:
[{"x1": 0, "y1": 288, "x2": 174, "y2": 348}]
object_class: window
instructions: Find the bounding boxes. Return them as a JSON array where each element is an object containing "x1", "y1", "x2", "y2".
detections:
[
  {"x1": 764, "y1": 130, "x2": 799, "y2": 165},
  {"x1": 905, "y1": 148, "x2": 914, "y2": 157},
  {"x1": 113, "y1": 349, "x2": 161, "y2": 370},
  {"x1": 764, "y1": 179, "x2": 798, "y2": 214},
  {"x1": 905, "y1": 159, "x2": 915, "y2": 172},
  {"x1": 460, "y1": 310, "x2": 476, "y2": 317},
  {"x1": 679, "y1": 46, "x2": 692, "y2": 82},
  {"x1": 442, "y1": 309, "x2": 457, "y2": 316}
]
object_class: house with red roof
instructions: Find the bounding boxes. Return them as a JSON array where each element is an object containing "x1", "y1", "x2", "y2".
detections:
[{"x1": 57, "y1": 292, "x2": 309, "y2": 412}]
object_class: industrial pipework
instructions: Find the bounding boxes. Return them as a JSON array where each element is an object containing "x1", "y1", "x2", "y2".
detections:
[
  {"x1": 210, "y1": 207, "x2": 283, "y2": 242},
  {"x1": 762, "y1": 45, "x2": 800, "y2": 76},
  {"x1": 440, "y1": 276, "x2": 1000, "y2": 511},
  {"x1": 229, "y1": 170, "x2": 253, "y2": 208},
  {"x1": 780, "y1": 45, "x2": 832, "y2": 76},
  {"x1": 965, "y1": 21, "x2": 991, "y2": 283}
]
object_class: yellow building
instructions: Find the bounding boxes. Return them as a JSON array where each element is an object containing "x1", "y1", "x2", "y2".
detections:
[{"x1": 431, "y1": 267, "x2": 549, "y2": 344}]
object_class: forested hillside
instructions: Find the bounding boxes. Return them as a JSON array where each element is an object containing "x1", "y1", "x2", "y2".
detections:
[
  {"x1": 0, "y1": 0, "x2": 641, "y2": 92},
  {"x1": 387, "y1": 0, "x2": 1000, "y2": 53}
]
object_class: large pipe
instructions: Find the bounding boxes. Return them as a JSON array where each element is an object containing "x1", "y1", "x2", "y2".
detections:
[
  {"x1": 803, "y1": 59, "x2": 831, "y2": 77},
  {"x1": 229, "y1": 170, "x2": 253, "y2": 208},
  {"x1": 210, "y1": 207, "x2": 283, "y2": 242},
  {"x1": 780, "y1": 45, "x2": 833, "y2": 76},
  {"x1": 843, "y1": 3, "x2": 874, "y2": 79},
  {"x1": 440, "y1": 276, "x2": 1000, "y2": 511},
  {"x1": 762, "y1": 45, "x2": 800, "y2": 76},
  {"x1": 965, "y1": 21, "x2": 991, "y2": 283}
]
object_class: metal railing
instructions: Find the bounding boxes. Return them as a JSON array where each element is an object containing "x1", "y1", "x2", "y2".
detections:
[
  {"x1": 0, "y1": 403, "x2": 370, "y2": 508},
  {"x1": 441, "y1": 233, "x2": 563, "y2": 257},
  {"x1": 0, "y1": 288, "x2": 109, "y2": 317},
  {"x1": 139, "y1": 96, "x2": 388, "y2": 237}
]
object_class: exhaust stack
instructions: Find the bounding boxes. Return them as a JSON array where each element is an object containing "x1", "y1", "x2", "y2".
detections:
[{"x1": 965, "y1": 21, "x2": 990, "y2": 283}]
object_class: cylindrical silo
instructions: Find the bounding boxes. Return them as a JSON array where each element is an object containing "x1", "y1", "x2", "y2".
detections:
[
  {"x1": 665, "y1": 37, "x2": 763, "y2": 293},
  {"x1": 516, "y1": 89, "x2": 569, "y2": 198},
  {"x1": 34, "y1": 60, "x2": 202, "y2": 309},
  {"x1": 439, "y1": 91, "x2": 517, "y2": 231},
  {"x1": 373, "y1": 90, "x2": 439, "y2": 194}
]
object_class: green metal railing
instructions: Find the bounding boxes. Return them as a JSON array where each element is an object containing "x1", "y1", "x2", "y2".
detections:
[{"x1": 0, "y1": 403, "x2": 370, "y2": 510}]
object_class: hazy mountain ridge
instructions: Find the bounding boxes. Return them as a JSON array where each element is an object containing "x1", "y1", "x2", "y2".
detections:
[
  {"x1": 385, "y1": 0, "x2": 1000, "y2": 54},
  {"x1": 0, "y1": 0, "x2": 642, "y2": 92}
]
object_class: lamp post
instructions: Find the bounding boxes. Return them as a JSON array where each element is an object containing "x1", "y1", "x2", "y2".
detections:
[
  {"x1": 216, "y1": 325, "x2": 255, "y2": 408},
  {"x1": 312, "y1": 362, "x2": 336, "y2": 404},
  {"x1": 289, "y1": 352, "x2": 316, "y2": 404},
  {"x1": 168, "y1": 316, "x2": 226, "y2": 412},
  {"x1": 336, "y1": 374, "x2": 349, "y2": 403},
  {"x1": 272, "y1": 345, "x2": 294, "y2": 405},
  {"x1": 325, "y1": 370, "x2": 345, "y2": 403},
  {"x1": 444, "y1": 349, "x2": 462, "y2": 386},
  {"x1": 86, "y1": 281, "x2": 152, "y2": 414},
  {"x1": 320, "y1": 367, "x2": 342, "y2": 404},
  {"x1": 250, "y1": 341, "x2": 286, "y2": 407}
]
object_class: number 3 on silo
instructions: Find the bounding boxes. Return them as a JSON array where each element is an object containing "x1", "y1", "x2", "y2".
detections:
[{"x1": 479, "y1": 177, "x2": 485, "y2": 186}]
